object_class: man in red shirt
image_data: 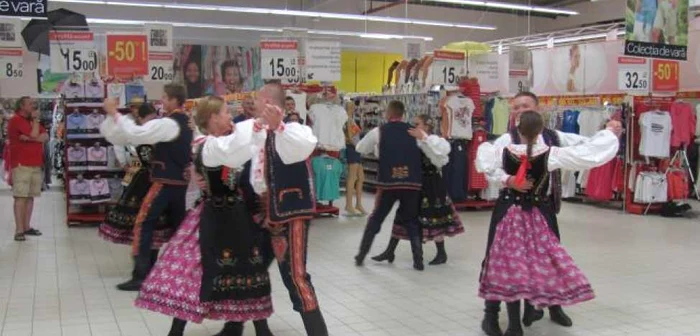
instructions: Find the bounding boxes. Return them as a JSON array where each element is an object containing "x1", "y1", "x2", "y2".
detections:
[{"x1": 8, "y1": 96, "x2": 48, "y2": 241}]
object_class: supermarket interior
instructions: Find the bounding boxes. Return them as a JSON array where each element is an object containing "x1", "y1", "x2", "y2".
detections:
[{"x1": 1, "y1": 0, "x2": 700, "y2": 335}]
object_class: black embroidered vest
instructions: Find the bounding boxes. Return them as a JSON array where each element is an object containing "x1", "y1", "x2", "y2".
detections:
[
  {"x1": 150, "y1": 111, "x2": 193, "y2": 185},
  {"x1": 509, "y1": 127, "x2": 562, "y2": 213},
  {"x1": 377, "y1": 122, "x2": 422, "y2": 190},
  {"x1": 264, "y1": 132, "x2": 315, "y2": 224}
]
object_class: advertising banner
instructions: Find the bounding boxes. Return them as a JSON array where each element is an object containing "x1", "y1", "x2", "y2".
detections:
[
  {"x1": 624, "y1": 0, "x2": 688, "y2": 60},
  {"x1": 260, "y1": 40, "x2": 299, "y2": 81},
  {"x1": 468, "y1": 53, "x2": 499, "y2": 92},
  {"x1": 0, "y1": 0, "x2": 47, "y2": 18},
  {"x1": 430, "y1": 50, "x2": 466, "y2": 87},
  {"x1": 305, "y1": 40, "x2": 341, "y2": 82},
  {"x1": 49, "y1": 31, "x2": 98, "y2": 74},
  {"x1": 106, "y1": 33, "x2": 149, "y2": 78}
]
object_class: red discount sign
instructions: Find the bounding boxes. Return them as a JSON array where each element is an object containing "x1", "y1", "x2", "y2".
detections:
[
  {"x1": 651, "y1": 59, "x2": 679, "y2": 92},
  {"x1": 106, "y1": 34, "x2": 148, "y2": 78}
]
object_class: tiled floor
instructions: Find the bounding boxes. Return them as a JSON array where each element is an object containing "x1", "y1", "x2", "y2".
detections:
[{"x1": 1, "y1": 189, "x2": 700, "y2": 336}]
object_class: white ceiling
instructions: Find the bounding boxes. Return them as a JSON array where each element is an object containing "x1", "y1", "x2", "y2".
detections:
[{"x1": 47, "y1": 0, "x2": 626, "y2": 51}]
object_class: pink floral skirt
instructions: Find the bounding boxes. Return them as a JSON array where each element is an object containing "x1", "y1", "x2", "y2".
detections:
[
  {"x1": 479, "y1": 205, "x2": 595, "y2": 308},
  {"x1": 134, "y1": 204, "x2": 273, "y2": 323}
]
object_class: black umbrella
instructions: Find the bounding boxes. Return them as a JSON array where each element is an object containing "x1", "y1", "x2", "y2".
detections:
[{"x1": 21, "y1": 8, "x2": 88, "y2": 55}]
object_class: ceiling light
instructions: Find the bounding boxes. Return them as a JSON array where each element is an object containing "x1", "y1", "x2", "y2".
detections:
[
  {"x1": 523, "y1": 31, "x2": 623, "y2": 47},
  {"x1": 51, "y1": 0, "x2": 496, "y2": 30},
  {"x1": 83, "y1": 18, "x2": 433, "y2": 40},
  {"x1": 425, "y1": 0, "x2": 578, "y2": 15}
]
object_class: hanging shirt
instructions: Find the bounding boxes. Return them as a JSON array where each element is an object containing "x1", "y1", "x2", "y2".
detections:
[
  {"x1": 669, "y1": 101, "x2": 695, "y2": 147},
  {"x1": 578, "y1": 108, "x2": 611, "y2": 137},
  {"x1": 308, "y1": 103, "x2": 348, "y2": 150},
  {"x1": 561, "y1": 110, "x2": 580, "y2": 134},
  {"x1": 286, "y1": 91, "x2": 308, "y2": 123},
  {"x1": 491, "y1": 98, "x2": 510, "y2": 135},
  {"x1": 639, "y1": 111, "x2": 672, "y2": 158},
  {"x1": 107, "y1": 84, "x2": 127, "y2": 108},
  {"x1": 311, "y1": 155, "x2": 343, "y2": 201},
  {"x1": 442, "y1": 95, "x2": 475, "y2": 139}
]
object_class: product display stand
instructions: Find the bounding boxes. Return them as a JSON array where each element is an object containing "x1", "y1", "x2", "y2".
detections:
[{"x1": 644, "y1": 146, "x2": 700, "y2": 215}]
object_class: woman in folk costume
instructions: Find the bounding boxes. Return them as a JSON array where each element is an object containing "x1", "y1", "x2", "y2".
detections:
[
  {"x1": 98, "y1": 103, "x2": 172, "y2": 268},
  {"x1": 475, "y1": 111, "x2": 620, "y2": 336},
  {"x1": 135, "y1": 96, "x2": 276, "y2": 336},
  {"x1": 372, "y1": 114, "x2": 464, "y2": 265}
]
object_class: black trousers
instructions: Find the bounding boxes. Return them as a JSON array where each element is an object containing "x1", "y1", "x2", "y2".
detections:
[
  {"x1": 365, "y1": 188, "x2": 421, "y2": 244},
  {"x1": 132, "y1": 183, "x2": 187, "y2": 260}
]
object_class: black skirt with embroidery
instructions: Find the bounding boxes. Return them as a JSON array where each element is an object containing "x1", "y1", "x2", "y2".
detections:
[{"x1": 98, "y1": 169, "x2": 173, "y2": 247}]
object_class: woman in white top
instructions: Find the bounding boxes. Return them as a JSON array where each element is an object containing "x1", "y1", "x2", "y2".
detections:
[
  {"x1": 372, "y1": 115, "x2": 465, "y2": 266},
  {"x1": 475, "y1": 111, "x2": 620, "y2": 336}
]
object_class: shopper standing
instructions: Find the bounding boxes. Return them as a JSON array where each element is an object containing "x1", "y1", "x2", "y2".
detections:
[
  {"x1": 100, "y1": 84, "x2": 193, "y2": 291},
  {"x1": 8, "y1": 96, "x2": 47, "y2": 241},
  {"x1": 372, "y1": 114, "x2": 464, "y2": 266},
  {"x1": 479, "y1": 91, "x2": 622, "y2": 335},
  {"x1": 354, "y1": 101, "x2": 425, "y2": 270}
]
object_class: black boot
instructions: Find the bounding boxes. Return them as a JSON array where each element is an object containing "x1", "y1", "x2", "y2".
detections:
[
  {"x1": 253, "y1": 319, "x2": 274, "y2": 336},
  {"x1": 213, "y1": 321, "x2": 244, "y2": 336},
  {"x1": 168, "y1": 318, "x2": 187, "y2": 336},
  {"x1": 549, "y1": 305, "x2": 573, "y2": 327},
  {"x1": 371, "y1": 237, "x2": 398, "y2": 263},
  {"x1": 354, "y1": 229, "x2": 375, "y2": 266},
  {"x1": 522, "y1": 300, "x2": 543, "y2": 327},
  {"x1": 481, "y1": 300, "x2": 503, "y2": 336},
  {"x1": 428, "y1": 241, "x2": 448, "y2": 265},
  {"x1": 300, "y1": 310, "x2": 328, "y2": 336},
  {"x1": 116, "y1": 256, "x2": 149, "y2": 291},
  {"x1": 149, "y1": 249, "x2": 159, "y2": 267},
  {"x1": 409, "y1": 236, "x2": 424, "y2": 271},
  {"x1": 504, "y1": 301, "x2": 523, "y2": 336}
]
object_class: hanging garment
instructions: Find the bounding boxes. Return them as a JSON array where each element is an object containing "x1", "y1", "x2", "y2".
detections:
[
  {"x1": 309, "y1": 103, "x2": 348, "y2": 150},
  {"x1": 585, "y1": 158, "x2": 616, "y2": 201},
  {"x1": 561, "y1": 171, "x2": 577, "y2": 198},
  {"x1": 666, "y1": 169, "x2": 689, "y2": 200},
  {"x1": 85, "y1": 111, "x2": 105, "y2": 134},
  {"x1": 578, "y1": 108, "x2": 611, "y2": 137},
  {"x1": 491, "y1": 98, "x2": 510, "y2": 135},
  {"x1": 561, "y1": 110, "x2": 580, "y2": 134},
  {"x1": 670, "y1": 101, "x2": 696, "y2": 148},
  {"x1": 311, "y1": 155, "x2": 343, "y2": 201},
  {"x1": 634, "y1": 172, "x2": 668, "y2": 203},
  {"x1": 442, "y1": 139, "x2": 467, "y2": 202},
  {"x1": 442, "y1": 94, "x2": 475, "y2": 139},
  {"x1": 639, "y1": 111, "x2": 672, "y2": 158},
  {"x1": 468, "y1": 130, "x2": 488, "y2": 190}
]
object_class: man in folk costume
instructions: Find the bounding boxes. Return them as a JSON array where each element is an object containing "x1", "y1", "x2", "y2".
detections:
[
  {"x1": 479, "y1": 91, "x2": 623, "y2": 336},
  {"x1": 354, "y1": 100, "x2": 425, "y2": 271},
  {"x1": 252, "y1": 83, "x2": 329, "y2": 335},
  {"x1": 100, "y1": 84, "x2": 193, "y2": 291}
]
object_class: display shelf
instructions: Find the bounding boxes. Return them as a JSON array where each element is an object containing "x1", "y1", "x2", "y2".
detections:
[
  {"x1": 453, "y1": 199, "x2": 495, "y2": 210},
  {"x1": 67, "y1": 213, "x2": 106, "y2": 226}
]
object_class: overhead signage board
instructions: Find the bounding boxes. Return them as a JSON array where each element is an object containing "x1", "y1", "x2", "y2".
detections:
[
  {"x1": 49, "y1": 31, "x2": 98, "y2": 73},
  {"x1": 260, "y1": 40, "x2": 299, "y2": 81},
  {"x1": 305, "y1": 40, "x2": 341, "y2": 82},
  {"x1": 0, "y1": 48, "x2": 23, "y2": 79},
  {"x1": 467, "y1": 53, "x2": 499, "y2": 92},
  {"x1": 508, "y1": 46, "x2": 531, "y2": 93},
  {"x1": 0, "y1": 17, "x2": 22, "y2": 48},
  {"x1": 430, "y1": 50, "x2": 466, "y2": 86},
  {"x1": 617, "y1": 56, "x2": 650, "y2": 93},
  {"x1": 624, "y1": 0, "x2": 688, "y2": 60},
  {"x1": 106, "y1": 33, "x2": 149, "y2": 78},
  {"x1": 147, "y1": 52, "x2": 174, "y2": 82},
  {"x1": 651, "y1": 59, "x2": 680, "y2": 91},
  {"x1": 146, "y1": 24, "x2": 173, "y2": 53},
  {"x1": 0, "y1": 0, "x2": 47, "y2": 18}
]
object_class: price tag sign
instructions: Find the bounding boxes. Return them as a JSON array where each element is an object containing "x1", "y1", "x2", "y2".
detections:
[
  {"x1": 617, "y1": 57, "x2": 649, "y2": 92},
  {"x1": 49, "y1": 31, "x2": 98, "y2": 73},
  {"x1": 652, "y1": 59, "x2": 679, "y2": 92},
  {"x1": 106, "y1": 33, "x2": 149, "y2": 78},
  {"x1": 431, "y1": 50, "x2": 466, "y2": 86},
  {"x1": 260, "y1": 40, "x2": 299, "y2": 80},
  {"x1": 147, "y1": 52, "x2": 174, "y2": 82},
  {"x1": 0, "y1": 48, "x2": 23, "y2": 79},
  {"x1": 508, "y1": 69, "x2": 530, "y2": 94}
]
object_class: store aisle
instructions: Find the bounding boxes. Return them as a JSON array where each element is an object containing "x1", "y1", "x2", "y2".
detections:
[{"x1": 1, "y1": 190, "x2": 700, "y2": 336}]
